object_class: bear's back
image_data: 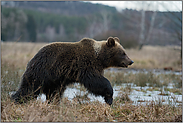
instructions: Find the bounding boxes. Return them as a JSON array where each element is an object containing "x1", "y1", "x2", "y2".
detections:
[
  {"x1": 42, "y1": 38, "x2": 95, "y2": 54},
  {"x1": 30, "y1": 38, "x2": 97, "y2": 68}
]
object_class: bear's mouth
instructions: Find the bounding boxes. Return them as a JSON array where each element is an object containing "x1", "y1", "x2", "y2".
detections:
[{"x1": 122, "y1": 63, "x2": 128, "y2": 68}]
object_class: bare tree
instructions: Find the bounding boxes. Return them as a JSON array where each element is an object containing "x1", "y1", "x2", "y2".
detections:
[
  {"x1": 139, "y1": 3, "x2": 145, "y2": 49},
  {"x1": 160, "y1": 2, "x2": 182, "y2": 58},
  {"x1": 100, "y1": 10, "x2": 111, "y2": 32},
  {"x1": 139, "y1": 1, "x2": 158, "y2": 50},
  {"x1": 160, "y1": 2, "x2": 182, "y2": 42},
  {"x1": 87, "y1": 17, "x2": 103, "y2": 38},
  {"x1": 86, "y1": 10, "x2": 111, "y2": 39},
  {"x1": 146, "y1": 2, "x2": 158, "y2": 44},
  {"x1": 88, "y1": 18, "x2": 98, "y2": 38},
  {"x1": 45, "y1": 25, "x2": 55, "y2": 42}
]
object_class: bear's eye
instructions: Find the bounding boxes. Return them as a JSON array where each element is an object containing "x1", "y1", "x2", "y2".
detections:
[{"x1": 122, "y1": 52, "x2": 126, "y2": 56}]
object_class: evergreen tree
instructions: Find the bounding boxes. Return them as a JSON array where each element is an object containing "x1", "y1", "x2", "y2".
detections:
[{"x1": 26, "y1": 14, "x2": 37, "y2": 42}]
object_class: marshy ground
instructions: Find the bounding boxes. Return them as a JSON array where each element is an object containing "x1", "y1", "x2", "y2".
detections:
[{"x1": 1, "y1": 42, "x2": 182, "y2": 122}]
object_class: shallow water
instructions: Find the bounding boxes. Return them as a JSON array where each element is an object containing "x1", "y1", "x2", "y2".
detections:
[
  {"x1": 36, "y1": 82, "x2": 182, "y2": 107},
  {"x1": 105, "y1": 68, "x2": 182, "y2": 75},
  {"x1": 10, "y1": 68, "x2": 182, "y2": 106}
]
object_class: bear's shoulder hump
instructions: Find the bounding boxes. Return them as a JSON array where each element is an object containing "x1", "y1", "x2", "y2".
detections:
[{"x1": 79, "y1": 38, "x2": 95, "y2": 45}]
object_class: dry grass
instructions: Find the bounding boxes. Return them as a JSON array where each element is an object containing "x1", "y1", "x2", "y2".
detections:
[
  {"x1": 1, "y1": 42, "x2": 182, "y2": 122},
  {"x1": 126, "y1": 45, "x2": 182, "y2": 71},
  {"x1": 1, "y1": 65, "x2": 182, "y2": 122},
  {"x1": 1, "y1": 42, "x2": 46, "y2": 69},
  {"x1": 1, "y1": 94, "x2": 182, "y2": 122}
]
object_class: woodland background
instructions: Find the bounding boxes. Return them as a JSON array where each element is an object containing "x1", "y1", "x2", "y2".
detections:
[{"x1": 1, "y1": 1, "x2": 182, "y2": 49}]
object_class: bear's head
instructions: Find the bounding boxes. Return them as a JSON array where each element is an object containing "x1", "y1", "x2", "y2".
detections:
[{"x1": 96, "y1": 37, "x2": 134, "y2": 68}]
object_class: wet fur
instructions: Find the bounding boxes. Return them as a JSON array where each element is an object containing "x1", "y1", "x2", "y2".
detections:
[{"x1": 11, "y1": 37, "x2": 133, "y2": 105}]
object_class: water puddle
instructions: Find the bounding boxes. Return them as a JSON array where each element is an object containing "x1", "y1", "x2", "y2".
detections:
[
  {"x1": 9, "y1": 68, "x2": 182, "y2": 106},
  {"x1": 105, "y1": 68, "x2": 182, "y2": 75},
  {"x1": 35, "y1": 83, "x2": 182, "y2": 107}
]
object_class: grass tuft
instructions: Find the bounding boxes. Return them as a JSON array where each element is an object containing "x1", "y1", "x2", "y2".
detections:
[{"x1": 1, "y1": 42, "x2": 182, "y2": 122}]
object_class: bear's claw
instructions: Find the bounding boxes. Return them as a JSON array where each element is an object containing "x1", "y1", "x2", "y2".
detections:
[{"x1": 105, "y1": 98, "x2": 113, "y2": 105}]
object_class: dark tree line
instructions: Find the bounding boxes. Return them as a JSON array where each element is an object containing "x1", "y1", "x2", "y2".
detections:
[
  {"x1": 1, "y1": 3, "x2": 181, "y2": 49},
  {"x1": 26, "y1": 14, "x2": 37, "y2": 42}
]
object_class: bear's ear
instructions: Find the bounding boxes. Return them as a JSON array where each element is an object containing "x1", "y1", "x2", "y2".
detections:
[
  {"x1": 114, "y1": 37, "x2": 120, "y2": 43},
  {"x1": 106, "y1": 37, "x2": 115, "y2": 47}
]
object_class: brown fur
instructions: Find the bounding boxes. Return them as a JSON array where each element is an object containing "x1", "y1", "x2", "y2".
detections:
[{"x1": 11, "y1": 37, "x2": 133, "y2": 105}]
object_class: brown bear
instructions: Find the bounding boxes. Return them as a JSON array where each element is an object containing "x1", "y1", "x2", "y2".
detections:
[{"x1": 11, "y1": 37, "x2": 133, "y2": 105}]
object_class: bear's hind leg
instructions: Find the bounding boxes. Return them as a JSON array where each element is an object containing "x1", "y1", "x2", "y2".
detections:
[
  {"x1": 45, "y1": 85, "x2": 66, "y2": 104},
  {"x1": 11, "y1": 75, "x2": 43, "y2": 104},
  {"x1": 11, "y1": 85, "x2": 41, "y2": 104}
]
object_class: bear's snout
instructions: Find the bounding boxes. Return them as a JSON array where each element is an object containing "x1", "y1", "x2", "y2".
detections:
[
  {"x1": 121, "y1": 60, "x2": 133, "y2": 68},
  {"x1": 129, "y1": 60, "x2": 134, "y2": 65}
]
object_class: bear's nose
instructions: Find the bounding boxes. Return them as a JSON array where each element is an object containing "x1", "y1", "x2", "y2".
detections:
[{"x1": 129, "y1": 60, "x2": 134, "y2": 65}]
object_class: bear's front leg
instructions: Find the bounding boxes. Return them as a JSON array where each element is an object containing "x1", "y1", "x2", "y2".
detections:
[{"x1": 80, "y1": 71, "x2": 113, "y2": 105}]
